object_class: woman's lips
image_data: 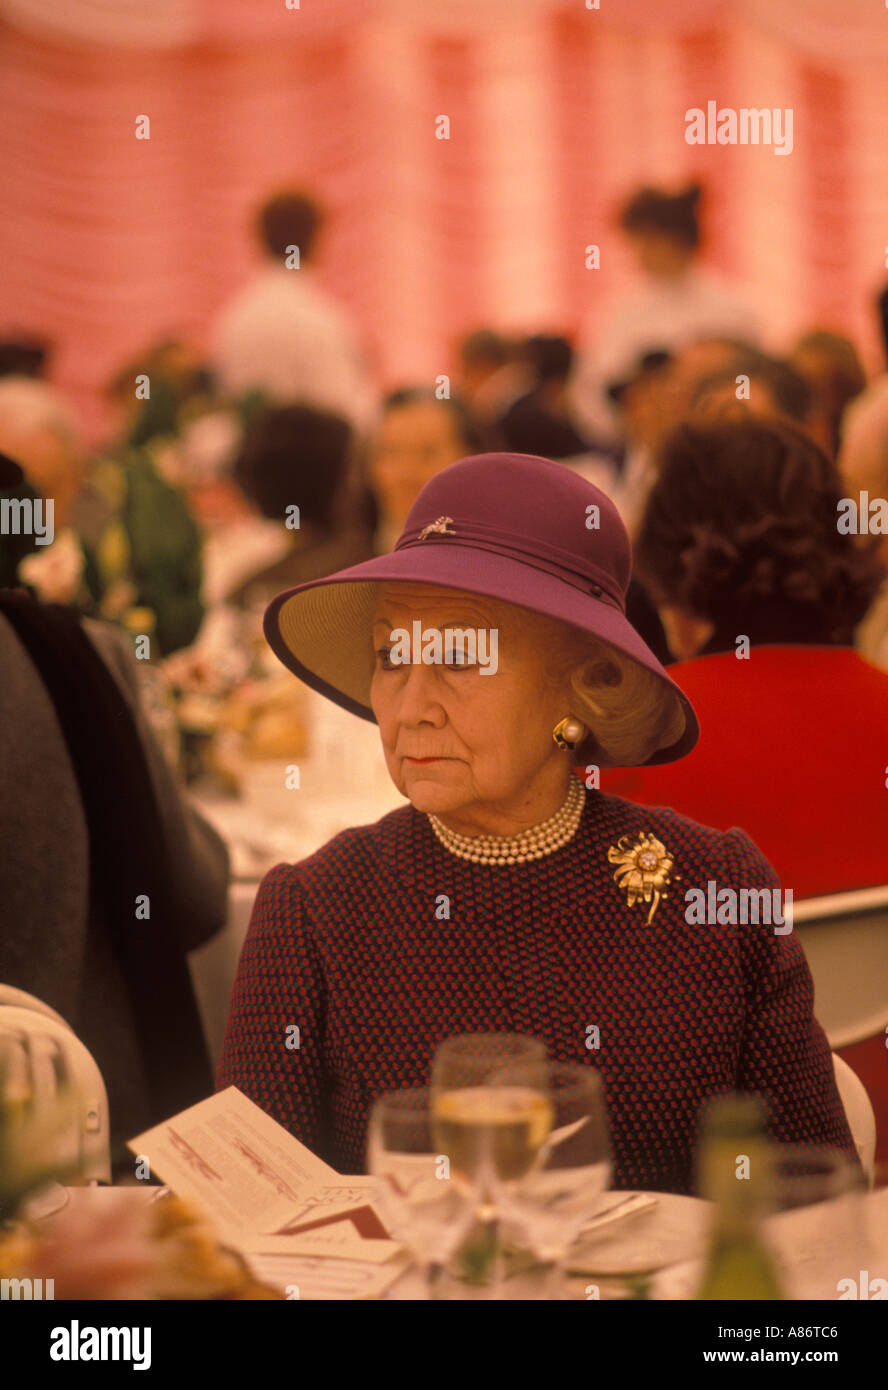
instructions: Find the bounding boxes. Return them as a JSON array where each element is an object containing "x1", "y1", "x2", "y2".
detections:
[{"x1": 403, "y1": 756, "x2": 449, "y2": 763}]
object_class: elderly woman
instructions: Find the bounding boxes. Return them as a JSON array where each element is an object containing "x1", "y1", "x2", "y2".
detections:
[{"x1": 217, "y1": 452, "x2": 856, "y2": 1194}]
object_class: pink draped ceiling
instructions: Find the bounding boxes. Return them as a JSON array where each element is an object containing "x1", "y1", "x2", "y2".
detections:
[{"x1": 1, "y1": 0, "x2": 888, "y2": 441}]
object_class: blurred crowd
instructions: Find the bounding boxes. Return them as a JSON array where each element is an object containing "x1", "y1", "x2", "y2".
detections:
[
  {"x1": 2, "y1": 183, "x2": 886, "y2": 696},
  {"x1": 3, "y1": 181, "x2": 888, "y2": 1167}
]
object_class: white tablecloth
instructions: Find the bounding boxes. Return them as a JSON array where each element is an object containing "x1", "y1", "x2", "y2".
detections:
[
  {"x1": 42, "y1": 1185, "x2": 888, "y2": 1300},
  {"x1": 651, "y1": 1187, "x2": 888, "y2": 1300}
]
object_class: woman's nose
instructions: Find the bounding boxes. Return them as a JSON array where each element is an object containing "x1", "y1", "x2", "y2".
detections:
[{"x1": 395, "y1": 659, "x2": 446, "y2": 726}]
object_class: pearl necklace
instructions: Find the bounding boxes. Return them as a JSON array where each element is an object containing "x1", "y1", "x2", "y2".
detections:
[{"x1": 427, "y1": 776, "x2": 586, "y2": 865}]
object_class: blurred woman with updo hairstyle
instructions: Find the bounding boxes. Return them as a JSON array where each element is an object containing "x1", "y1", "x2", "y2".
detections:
[
  {"x1": 601, "y1": 418, "x2": 888, "y2": 1172},
  {"x1": 604, "y1": 417, "x2": 885, "y2": 859},
  {"x1": 570, "y1": 183, "x2": 759, "y2": 445}
]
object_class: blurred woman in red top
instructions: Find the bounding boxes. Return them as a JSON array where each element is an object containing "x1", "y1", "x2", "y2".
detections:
[{"x1": 602, "y1": 419, "x2": 888, "y2": 1168}]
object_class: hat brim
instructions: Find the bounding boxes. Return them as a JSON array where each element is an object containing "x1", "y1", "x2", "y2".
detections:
[{"x1": 265, "y1": 545, "x2": 699, "y2": 767}]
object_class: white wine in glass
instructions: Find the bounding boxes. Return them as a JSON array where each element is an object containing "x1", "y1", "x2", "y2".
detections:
[{"x1": 432, "y1": 1085, "x2": 554, "y2": 1187}]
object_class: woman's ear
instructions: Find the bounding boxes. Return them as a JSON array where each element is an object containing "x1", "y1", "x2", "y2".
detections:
[{"x1": 658, "y1": 606, "x2": 714, "y2": 661}]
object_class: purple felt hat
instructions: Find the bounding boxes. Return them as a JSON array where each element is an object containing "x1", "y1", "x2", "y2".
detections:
[{"x1": 264, "y1": 452, "x2": 699, "y2": 766}]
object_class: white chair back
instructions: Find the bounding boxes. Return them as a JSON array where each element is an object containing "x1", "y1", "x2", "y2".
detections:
[
  {"x1": 0, "y1": 1004, "x2": 111, "y2": 1185},
  {"x1": 792, "y1": 885, "x2": 888, "y2": 1049},
  {"x1": 832, "y1": 1052, "x2": 876, "y2": 1188},
  {"x1": 0, "y1": 984, "x2": 70, "y2": 1029}
]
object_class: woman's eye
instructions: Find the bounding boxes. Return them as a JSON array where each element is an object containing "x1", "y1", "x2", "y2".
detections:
[
  {"x1": 376, "y1": 646, "x2": 397, "y2": 670},
  {"x1": 444, "y1": 648, "x2": 475, "y2": 668}
]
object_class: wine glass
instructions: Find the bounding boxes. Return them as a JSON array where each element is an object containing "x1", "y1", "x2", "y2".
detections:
[
  {"x1": 367, "y1": 1087, "x2": 478, "y2": 1297},
  {"x1": 491, "y1": 1061, "x2": 613, "y2": 1297},
  {"x1": 432, "y1": 1033, "x2": 547, "y2": 1093},
  {"x1": 429, "y1": 1034, "x2": 553, "y2": 1293}
]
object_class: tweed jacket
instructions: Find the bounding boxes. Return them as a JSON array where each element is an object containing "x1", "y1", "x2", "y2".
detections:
[{"x1": 217, "y1": 778, "x2": 856, "y2": 1192}]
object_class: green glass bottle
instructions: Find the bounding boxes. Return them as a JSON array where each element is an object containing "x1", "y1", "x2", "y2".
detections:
[{"x1": 695, "y1": 1094, "x2": 783, "y2": 1301}]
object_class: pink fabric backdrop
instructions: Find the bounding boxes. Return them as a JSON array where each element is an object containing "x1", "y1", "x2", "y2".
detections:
[{"x1": 1, "y1": 0, "x2": 887, "y2": 441}]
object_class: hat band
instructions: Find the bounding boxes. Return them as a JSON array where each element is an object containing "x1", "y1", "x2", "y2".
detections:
[{"x1": 396, "y1": 521, "x2": 625, "y2": 610}]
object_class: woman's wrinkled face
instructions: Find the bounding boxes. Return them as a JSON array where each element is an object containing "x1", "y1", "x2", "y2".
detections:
[{"x1": 370, "y1": 584, "x2": 570, "y2": 823}]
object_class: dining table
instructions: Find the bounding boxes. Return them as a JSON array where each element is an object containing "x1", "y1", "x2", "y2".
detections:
[{"x1": 22, "y1": 1183, "x2": 888, "y2": 1301}]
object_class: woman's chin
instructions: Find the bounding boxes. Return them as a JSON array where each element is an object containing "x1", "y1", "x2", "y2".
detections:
[{"x1": 400, "y1": 772, "x2": 468, "y2": 815}]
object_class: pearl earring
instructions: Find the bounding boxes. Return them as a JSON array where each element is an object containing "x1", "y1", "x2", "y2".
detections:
[{"x1": 553, "y1": 716, "x2": 586, "y2": 750}]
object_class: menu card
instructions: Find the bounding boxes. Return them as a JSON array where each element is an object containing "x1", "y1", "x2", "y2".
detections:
[{"x1": 128, "y1": 1087, "x2": 408, "y2": 1299}]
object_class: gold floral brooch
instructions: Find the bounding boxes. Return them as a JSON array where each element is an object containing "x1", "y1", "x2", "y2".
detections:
[{"x1": 607, "y1": 833, "x2": 677, "y2": 924}]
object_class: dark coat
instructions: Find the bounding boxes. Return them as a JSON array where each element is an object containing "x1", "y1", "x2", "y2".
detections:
[{"x1": 0, "y1": 612, "x2": 229, "y2": 1153}]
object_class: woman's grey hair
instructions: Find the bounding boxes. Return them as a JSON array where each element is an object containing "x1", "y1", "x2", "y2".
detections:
[{"x1": 546, "y1": 622, "x2": 685, "y2": 767}]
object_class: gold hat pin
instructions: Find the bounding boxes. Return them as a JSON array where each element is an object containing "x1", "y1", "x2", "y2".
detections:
[{"x1": 418, "y1": 515, "x2": 456, "y2": 540}]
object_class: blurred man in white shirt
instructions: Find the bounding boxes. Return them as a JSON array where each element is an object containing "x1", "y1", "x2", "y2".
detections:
[{"x1": 211, "y1": 189, "x2": 377, "y2": 435}]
